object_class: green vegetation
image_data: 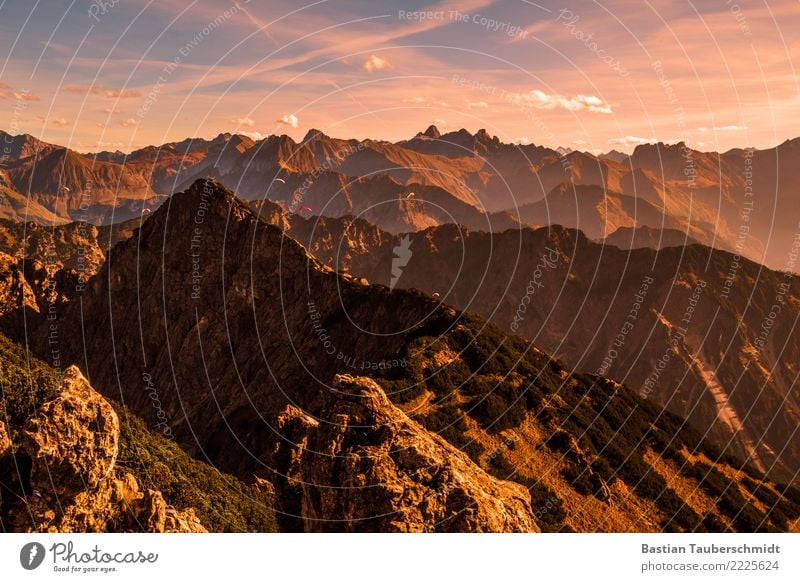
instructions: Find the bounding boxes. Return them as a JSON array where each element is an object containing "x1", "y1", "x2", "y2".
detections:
[
  {"x1": 0, "y1": 332, "x2": 60, "y2": 438},
  {"x1": 0, "y1": 332, "x2": 277, "y2": 532},
  {"x1": 521, "y1": 477, "x2": 570, "y2": 532},
  {"x1": 114, "y1": 404, "x2": 277, "y2": 532},
  {"x1": 374, "y1": 311, "x2": 796, "y2": 532}
]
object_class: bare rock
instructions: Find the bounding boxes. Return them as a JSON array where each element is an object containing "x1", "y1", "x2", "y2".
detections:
[
  {"x1": 0, "y1": 251, "x2": 39, "y2": 317},
  {"x1": 0, "y1": 419, "x2": 10, "y2": 509},
  {"x1": 270, "y1": 374, "x2": 538, "y2": 532},
  {"x1": 130, "y1": 488, "x2": 205, "y2": 533},
  {"x1": 13, "y1": 365, "x2": 206, "y2": 532},
  {"x1": 24, "y1": 366, "x2": 118, "y2": 495},
  {"x1": 0, "y1": 419, "x2": 10, "y2": 457}
]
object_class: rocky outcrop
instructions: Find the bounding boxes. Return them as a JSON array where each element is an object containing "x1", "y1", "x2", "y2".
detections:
[
  {"x1": 0, "y1": 419, "x2": 10, "y2": 457},
  {"x1": 0, "y1": 420, "x2": 9, "y2": 510},
  {"x1": 0, "y1": 252, "x2": 39, "y2": 317},
  {"x1": 0, "y1": 218, "x2": 137, "y2": 340},
  {"x1": 11, "y1": 366, "x2": 205, "y2": 533},
  {"x1": 270, "y1": 374, "x2": 537, "y2": 532}
]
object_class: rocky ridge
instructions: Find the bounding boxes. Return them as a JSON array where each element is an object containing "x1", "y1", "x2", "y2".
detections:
[
  {"x1": 271, "y1": 374, "x2": 537, "y2": 532},
  {"x1": 5, "y1": 366, "x2": 205, "y2": 533},
  {"x1": 4, "y1": 128, "x2": 800, "y2": 269}
]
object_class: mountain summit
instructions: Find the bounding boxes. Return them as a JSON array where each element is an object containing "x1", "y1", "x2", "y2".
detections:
[{"x1": 421, "y1": 124, "x2": 441, "y2": 139}]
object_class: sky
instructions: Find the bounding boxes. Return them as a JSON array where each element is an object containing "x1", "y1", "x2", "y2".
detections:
[{"x1": 0, "y1": 0, "x2": 797, "y2": 154}]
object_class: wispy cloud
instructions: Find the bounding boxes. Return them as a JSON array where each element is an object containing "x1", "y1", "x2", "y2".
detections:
[
  {"x1": 608, "y1": 135, "x2": 653, "y2": 146},
  {"x1": 2, "y1": 0, "x2": 796, "y2": 153},
  {"x1": 509, "y1": 90, "x2": 613, "y2": 114},
  {"x1": 697, "y1": 125, "x2": 747, "y2": 132},
  {"x1": 38, "y1": 115, "x2": 69, "y2": 126},
  {"x1": 402, "y1": 96, "x2": 449, "y2": 107},
  {"x1": 63, "y1": 84, "x2": 140, "y2": 99},
  {"x1": 230, "y1": 116, "x2": 255, "y2": 126},
  {"x1": 0, "y1": 82, "x2": 39, "y2": 101},
  {"x1": 13, "y1": 91, "x2": 39, "y2": 101},
  {"x1": 105, "y1": 89, "x2": 141, "y2": 99}
]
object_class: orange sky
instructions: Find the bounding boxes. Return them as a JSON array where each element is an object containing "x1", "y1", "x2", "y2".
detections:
[{"x1": 0, "y1": 0, "x2": 797, "y2": 154}]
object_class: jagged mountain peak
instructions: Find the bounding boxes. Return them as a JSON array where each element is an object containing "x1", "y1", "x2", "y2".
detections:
[
  {"x1": 630, "y1": 140, "x2": 691, "y2": 159},
  {"x1": 302, "y1": 128, "x2": 330, "y2": 142},
  {"x1": 421, "y1": 124, "x2": 441, "y2": 139},
  {"x1": 0, "y1": 131, "x2": 59, "y2": 161},
  {"x1": 211, "y1": 132, "x2": 233, "y2": 143},
  {"x1": 474, "y1": 128, "x2": 495, "y2": 142},
  {"x1": 600, "y1": 149, "x2": 628, "y2": 163},
  {"x1": 157, "y1": 178, "x2": 278, "y2": 231}
]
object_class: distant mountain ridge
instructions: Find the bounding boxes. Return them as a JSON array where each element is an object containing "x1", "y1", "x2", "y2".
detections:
[{"x1": 1, "y1": 128, "x2": 799, "y2": 268}]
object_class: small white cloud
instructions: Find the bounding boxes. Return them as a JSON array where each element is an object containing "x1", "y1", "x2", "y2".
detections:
[
  {"x1": 363, "y1": 54, "x2": 393, "y2": 73},
  {"x1": 608, "y1": 135, "x2": 653, "y2": 146},
  {"x1": 276, "y1": 113, "x2": 298, "y2": 128},
  {"x1": 240, "y1": 131, "x2": 264, "y2": 141},
  {"x1": 120, "y1": 118, "x2": 138, "y2": 127},
  {"x1": 431, "y1": 118, "x2": 446, "y2": 127},
  {"x1": 230, "y1": 116, "x2": 255, "y2": 127},
  {"x1": 509, "y1": 90, "x2": 612, "y2": 114},
  {"x1": 697, "y1": 124, "x2": 746, "y2": 133},
  {"x1": 468, "y1": 101, "x2": 489, "y2": 109},
  {"x1": 516, "y1": 137, "x2": 531, "y2": 145},
  {"x1": 402, "y1": 96, "x2": 426, "y2": 104}
]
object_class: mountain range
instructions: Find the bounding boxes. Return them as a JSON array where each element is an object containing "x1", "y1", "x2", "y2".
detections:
[
  {"x1": 2, "y1": 118, "x2": 800, "y2": 532},
  {"x1": 2, "y1": 128, "x2": 800, "y2": 270}
]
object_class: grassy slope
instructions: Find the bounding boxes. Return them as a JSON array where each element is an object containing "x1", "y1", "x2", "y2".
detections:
[{"x1": 375, "y1": 311, "x2": 800, "y2": 532}]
